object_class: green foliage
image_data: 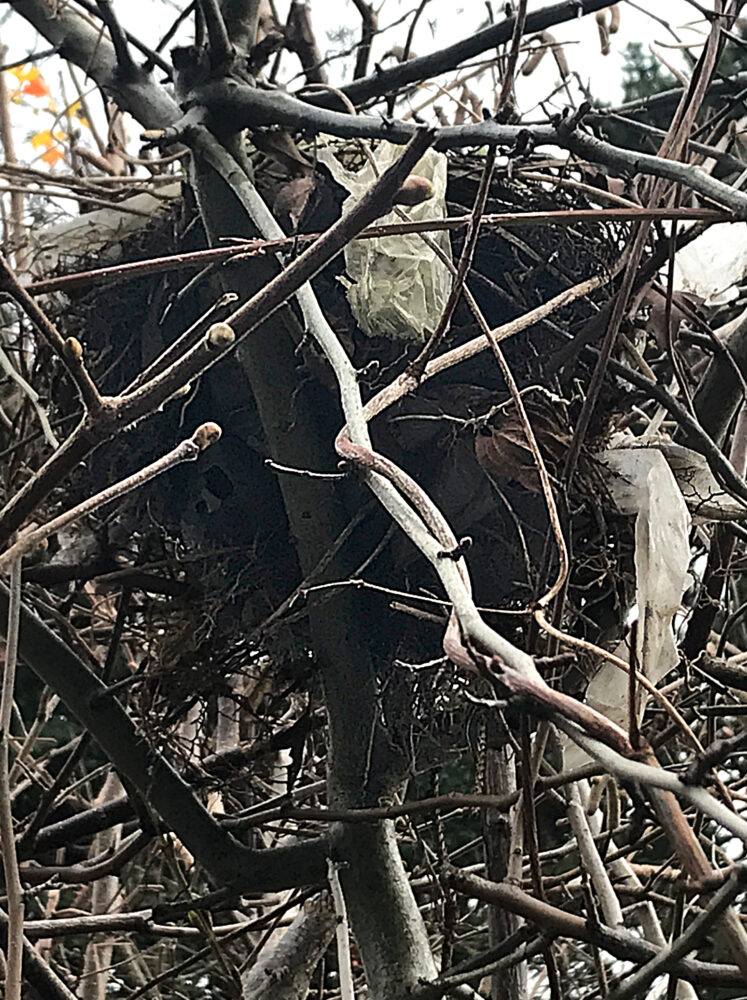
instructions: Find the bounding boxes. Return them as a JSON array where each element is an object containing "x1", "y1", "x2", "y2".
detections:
[{"x1": 621, "y1": 42, "x2": 675, "y2": 103}]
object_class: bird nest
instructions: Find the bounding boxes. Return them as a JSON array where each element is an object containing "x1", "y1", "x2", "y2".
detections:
[{"x1": 20, "y1": 149, "x2": 636, "y2": 725}]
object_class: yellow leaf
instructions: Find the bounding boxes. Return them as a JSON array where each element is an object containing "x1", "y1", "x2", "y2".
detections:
[
  {"x1": 30, "y1": 129, "x2": 54, "y2": 149},
  {"x1": 8, "y1": 64, "x2": 38, "y2": 83}
]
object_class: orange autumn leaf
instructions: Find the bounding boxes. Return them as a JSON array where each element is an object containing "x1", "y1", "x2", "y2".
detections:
[
  {"x1": 9, "y1": 65, "x2": 52, "y2": 99},
  {"x1": 41, "y1": 147, "x2": 65, "y2": 166},
  {"x1": 22, "y1": 74, "x2": 50, "y2": 98}
]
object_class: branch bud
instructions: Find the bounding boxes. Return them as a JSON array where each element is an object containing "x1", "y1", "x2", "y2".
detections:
[
  {"x1": 394, "y1": 175, "x2": 435, "y2": 206},
  {"x1": 192, "y1": 422, "x2": 222, "y2": 450},
  {"x1": 207, "y1": 322, "x2": 236, "y2": 349},
  {"x1": 63, "y1": 337, "x2": 83, "y2": 362}
]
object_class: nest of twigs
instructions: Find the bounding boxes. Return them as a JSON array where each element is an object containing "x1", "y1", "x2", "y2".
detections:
[{"x1": 20, "y1": 150, "x2": 639, "y2": 726}]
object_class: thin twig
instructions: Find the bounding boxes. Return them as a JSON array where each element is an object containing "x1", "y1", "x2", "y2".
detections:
[
  {"x1": 0, "y1": 254, "x2": 102, "y2": 412},
  {"x1": 327, "y1": 860, "x2": 355, "y2": 1000},
  {"x1": 0, "y1": 558, "x2": 24, "y2": 1000},
  {"x1": 409, "y1": 145, "x2": 496, "y2": 381},
  {"x1": 0, "y1": 424, "x2": 221, "y2": 573}
]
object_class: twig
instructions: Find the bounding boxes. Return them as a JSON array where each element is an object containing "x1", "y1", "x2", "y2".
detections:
[
  {"x1": 19, "y1": 829, "x2": 150, "y2": 886},
  {"x1": 0, "y1": 254, "x2": 102, "y2": 412},
  {"x1": 94, "y1": 0, "x2": 137, "y2": 76},
  {"x1": 496, "y1": 0, "x2": 528, "y2": 117},
  {"x1": 68, "y1": 0, "x2": 170, "y2": 75},
  {"x1": 0, "y1": 558, "x2": 24, "y2": 1000},
  {"x1": 223, "y1": 766, "x2": 601, "y2": 829},
  {"x1": 409, "y1": 145, "x2": 496, "y2": 381},
  {"x1": 198, "y1": 0, "x2": 233, "y2": 67},
  {"x1": 0, "y1": 345, "x2": 60, "y2": 449},
  {"x1": 21, "y1": 207, "x2": 724, "y2": 298},
  {"x1": 0, "y1": 424, "x2": 222, "y2": 573},
  {"x1": 124, "y1": 891, "x2": 317, "y2": 1000},
  {"x1": 327, "y1": 860, "x2": 355, "y2": 1000},
  {"x1": 124, "y1": 292, "x2": 237, "y2": 394},
  {"x1": 352, "y1": 267, "x2": 615, "y2": 437},
  {"x1": 350, "y1": 0, "x2": 377, "y2": 79},
  {"x1": 0, "y1": 35, "x2": 26, "y2": 273}
]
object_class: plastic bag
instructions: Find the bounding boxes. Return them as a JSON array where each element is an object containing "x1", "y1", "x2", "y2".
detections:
[
  {"x1": 318, "y1": 141, "x2": 452, "y2": 341},
  {"x1": 566, "y1": 447, "x2": 690, "y2": 766}
]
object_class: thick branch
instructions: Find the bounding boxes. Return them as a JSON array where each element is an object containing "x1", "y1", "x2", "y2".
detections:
[
  {"x1": 0, "y1": 583, "x2": 328, "y2": 890},
  {"x1": 189, "y1": 81, "x2": 747, "y2": 216},
  {"x1": 444, "y1": 867, "x2": 744, "y2": 987}
]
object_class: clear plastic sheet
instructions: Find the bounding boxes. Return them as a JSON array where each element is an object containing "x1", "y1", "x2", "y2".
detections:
[
  {"x1": 566, "y1": 447, "x2": 691, "y2": 766},
  {"x1": 318, "y1": 141, "x2": 452, "y2": 341}
]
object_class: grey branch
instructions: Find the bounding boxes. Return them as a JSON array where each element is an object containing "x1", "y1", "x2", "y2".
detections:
[
  {"x1": 0, "y1": 582, "x2": 329, "y2": 890},
  {"x1": 241, "y1": 894, "x2": 337, "y2": 1000}
]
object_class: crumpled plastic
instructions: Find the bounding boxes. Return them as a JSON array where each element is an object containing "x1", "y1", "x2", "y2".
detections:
[
  {"x1": 317, "y1": 141, "x2": 452, "y2": 341},
  {"x1": 29, "y1": 182, "x2": 181, "y2": 277},
  {"x1": 674, "y1": 222, "x2": 747, "y2": 306},
  {"x1": 566, "y1": 447, "x2": 691, "y2": 766}
]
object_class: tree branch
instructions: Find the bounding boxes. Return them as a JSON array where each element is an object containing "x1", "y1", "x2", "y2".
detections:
[
  {"x1": 0, "y1": 582, "x2": 329, "y2": 890},
  {"x1": 444, "y1": 866, "x2": 744, "y2": 987},
  {"x1": 186, "y1": 81, "x2": 747, "y2": 216},
  {"x1": 308, "y1": 0, "x2": 618, "y2": 109}
]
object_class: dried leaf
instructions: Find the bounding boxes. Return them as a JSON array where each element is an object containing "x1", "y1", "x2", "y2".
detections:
[
  {"x1": 273, "y1": 174, "x2": 316, "y2": 228},
  {"x1": 475, "y1": 404, "x2": 570, "y2": 493}
]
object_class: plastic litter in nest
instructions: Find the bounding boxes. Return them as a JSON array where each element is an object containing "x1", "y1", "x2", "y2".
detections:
[{"x1": 318, "y1": 141, "x2": 452, "y2": 341}]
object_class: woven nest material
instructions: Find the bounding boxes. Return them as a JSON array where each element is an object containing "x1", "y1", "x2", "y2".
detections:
[{"x1": 18, "y1": 151, "x2": 636, "y2": 724}]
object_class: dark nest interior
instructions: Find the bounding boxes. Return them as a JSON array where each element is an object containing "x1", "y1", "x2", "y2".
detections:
[{"x1": 7, "y1": 149, "x2": 647, "y2": 765}]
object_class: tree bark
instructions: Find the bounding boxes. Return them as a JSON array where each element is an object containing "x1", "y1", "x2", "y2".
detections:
[
  {"x1": 482, "y1": 724, "x2": 526, "y2": 1000},
  {"x1": 241, "y1": 894, "x2": 337, "y2": 1000}
]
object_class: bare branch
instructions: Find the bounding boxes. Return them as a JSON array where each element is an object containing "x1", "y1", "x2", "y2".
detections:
[
  {"x1": 0, "y1": 581, "x2": 330, "y2": 889},
  {"x1": 0, "y1": 423, "x2": 221, "y2": 572},
  {"x1": 0, "y1": 559, "x2": 23, "y2": 1000},
  {"x1": 198, "y1": 0, "x2": 233, "y2": 67}
]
